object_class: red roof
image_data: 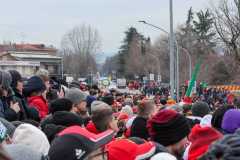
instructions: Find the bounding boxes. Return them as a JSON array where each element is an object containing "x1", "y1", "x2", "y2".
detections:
[{"x1": 0, "y1": 43, "x2": 57, "y2": 53}]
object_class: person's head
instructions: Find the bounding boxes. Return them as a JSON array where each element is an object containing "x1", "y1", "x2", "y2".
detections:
[
  {"x1": 50, "y1": 98, "x2": 73, "y2": 114},
  {"x1": 233, "y1": 96, "x2": 240, "y2": 108},
  {"x1": 35, "y1": 69, "x2": 50, "y2": 91},
  {"x1": 101, "y1": 95, "x2": 114, "y2": 106},
  {"x1": 106, "y1": 138, "x2": 159, "y2": 160},
  {"x1": 0, "y1": 121, "x2": 11, "y2": 145},
  {"x1": 147, "y1": 109, "x2": 190, "y2": 158},
  {"x1": 0, "y1": 118, "x2": 16, "y2": 138},
  {"x1": 211, "y1": 105, "x2": 234, "y2": 131},
  {"x1": 0, "y1": 144, "x2": 11, "y2": 160},
  {"x1": 65, "y1": 88, "x2": 87, "y2": 115},
  {"x1": 91, "y1": 101, "x2": 118, "y2": 132},
  {"x1": 221, "y1": 109, "x2": 240, "y2": 134},
  {"x1": 187, "y1": 124, "x2": 222, "y2": 160},
  {"x1": 12, "y1": 123, "x2": 50, "y2": 155},
  {"x1": 23, "y1": 76, "x2": 46, "y2": 97},
  {"x1": 4, "y1": 144, "x2": 47, "y2": 160},
  {"x1": 199, "y1": 129, "x2": 240, "y2": 160},
  {"x1": 48, "y1": 126, "x2": 115, "y2": 160},
  {"x1": 0, "y1": 70, "x2": 12, "y2": 97},
  {"x1": 160, "y1": 98, "x2": 167, "y2": 106},
  {"x1": 191, "y1": 101, "x2": 210, "y2": 118},
  {"x1": 137, "y1": 100, "x2": 156, "y2": 119},
  {"x1": 8, "y1": 70, "x2": 23, "y2": 94}
]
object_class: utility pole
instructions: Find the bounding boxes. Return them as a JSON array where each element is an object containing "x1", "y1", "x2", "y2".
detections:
[{"x1": 169, "y1": 0, "x2": 175, "y2": 99}]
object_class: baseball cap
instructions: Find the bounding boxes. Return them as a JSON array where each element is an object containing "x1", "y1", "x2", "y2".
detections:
[{"x1": 48, "y1": 126, "x2": 115, "y2": 160}]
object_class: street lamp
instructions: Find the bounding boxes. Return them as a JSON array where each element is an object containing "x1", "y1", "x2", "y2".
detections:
[
  {"x1": 139, "y1": 21, "x2": 192, "y2": 101},
  {"x1": 139, "y1": 20, "x2": 180, "y2": 101}
]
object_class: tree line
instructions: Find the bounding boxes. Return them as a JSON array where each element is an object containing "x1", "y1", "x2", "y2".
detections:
[{"x1": 102, "y1": 0, "x2": 240, "y2": 85}]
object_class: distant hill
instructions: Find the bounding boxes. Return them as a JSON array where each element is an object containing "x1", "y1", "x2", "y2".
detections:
[{"x1": 95, "y1": 52, "x2": 116, "y2": 64}]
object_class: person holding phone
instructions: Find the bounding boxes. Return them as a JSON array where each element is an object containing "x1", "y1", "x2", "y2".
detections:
[{"x1": 0, "y1": 70, "x2": 21, "y2": 122}]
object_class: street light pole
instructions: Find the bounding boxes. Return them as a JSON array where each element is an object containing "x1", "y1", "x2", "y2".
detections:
[
  {"x1": 169, "y1": 0, "x2": 175, "y2": 99},
  {"x1": 139, "y1": 21, "x2": 193, "y2": 102},
  {"x1": 139, "y1": 20, "x2": 178, "y2": 100}
]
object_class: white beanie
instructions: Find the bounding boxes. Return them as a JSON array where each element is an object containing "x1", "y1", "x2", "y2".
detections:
[
  {"x1": 12, "y1": 124, "x2": 50, "y2": 155},
  {"x1": 91, "y1": 101, "x2": 111, "y2": 113},
  {"x1": 121, "y1": 105, "x2": 133, "y2": 116},
  {"x1": 150, "y1": 153, "x2": 177, "y2": 160}
]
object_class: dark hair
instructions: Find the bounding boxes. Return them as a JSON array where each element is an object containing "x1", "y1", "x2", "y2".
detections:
[
  {"x1": 49, "y1": 98, "x2": 73, "y2": 114},
  {"x1": 92, "y1": 108, "x2": 113, "y2": 132}
]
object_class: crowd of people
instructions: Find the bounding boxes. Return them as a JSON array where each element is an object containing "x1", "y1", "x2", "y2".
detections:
[{"x1": 0, "y1": 69, "x2": 240, "y2": 160}]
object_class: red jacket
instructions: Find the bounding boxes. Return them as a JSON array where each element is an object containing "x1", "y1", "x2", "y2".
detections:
[
  {"x1": 86, "y1": 121, "x2": 101, "y2": 134},
  {"x1": 28, "y1": 96, "x2": 49, "y2": 120}
]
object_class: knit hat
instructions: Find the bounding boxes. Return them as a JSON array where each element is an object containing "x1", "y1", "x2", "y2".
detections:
[
  {"x1": 101, "y1": 95, "x2": 114, "y2": 106},
  {"x1": 65, "y1": 88, "x2": 87, "y2": 105},
  {"x1": 211, "y1": 105, "x2": 234, "y2": 130},
  {"x1": 0, "y1": 118, "x2": 16, "y2": 138},
  {"x1": 106, "y1": 139, "x2": 157, "y2": 160},
  {"x1": 0, "y1": 121, "x2": 7, "y2": 143},
  {"x1": 4, "y1": 144, "x2": 47, "y2": 160},
  {"x1": 147, "y1": 109, "x2": 190, "y2": 146},
  {"x1": 49, "y1": 98, "x2": 73, "y2": 114},
  {"x1": 150, "y1": 153, "x2": 177, "y2": 160},
  {"x1": 48, "y1": 126, "x2": 115, "y2": 160},
  {"x1": 12, "y1": 123, "x2": 50, "y2": 155},
  {"x1": 199, "y1": 129, "x2": 240, "y2": 160},
  {"x1": 188, "y1": 124, "x2": 223, "y2": 160},
  {"x1": 91, "y1": 101, "x2": 111, "y2": 113},
  {"x1": 121, "y1": 105, "x2": 133, "y2": 117},
  {"x1": 191, "y1": 102, "x2": 210, "y2": 118},
  {"x1": 221, "y1": 109, "x2": 240, "y2": 134},
  {"x1": 23, "y1": 76, "x2": 46, "y2": 96},
  {"x1": 8, "y1": 70, "x2": 22, "y2": 89},
  {"x1": 0, "y1": 70, "x2": 12, "y2": 90}
]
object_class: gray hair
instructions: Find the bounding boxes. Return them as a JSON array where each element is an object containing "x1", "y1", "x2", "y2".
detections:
[
  {"x1": 91, "y1": 101, "x2": 111, "y2": 113},
  {"x1": 0, "y1": 70, "x2": 12, "y2": 90},
  {"x1": 65, "y1": 88, "x2": 87, "y2": 105}
]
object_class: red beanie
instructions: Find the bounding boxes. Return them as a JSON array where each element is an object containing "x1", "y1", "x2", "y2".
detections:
[
  {"x1": 188, "y1": 124, "x2": 223, "y2": 160},
  {"x1": 106, "y1": 139, "x2": 156, "y2": 160}
]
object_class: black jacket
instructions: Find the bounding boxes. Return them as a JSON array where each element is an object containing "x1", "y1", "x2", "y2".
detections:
[{"x1": 13, "y1": 90, "x2": 40, "y2": 121}]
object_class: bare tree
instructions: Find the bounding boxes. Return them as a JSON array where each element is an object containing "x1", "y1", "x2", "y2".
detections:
[
  {"x1": 212, "y1": 0, "x2": 240, "y2": 62},
  {"x1": 61, "y1": 24, "x2": 101, "y2": 77}
]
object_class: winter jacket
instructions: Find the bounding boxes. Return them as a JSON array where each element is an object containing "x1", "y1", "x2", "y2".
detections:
[
  {"x1": 86, "y1": 121, "x2": 101, "y2": 134},
  {"x1": 0, "y1": 97, "x2": 18, "y2": 121},
  {"x1": 13, "y1": 91, "x2": 39, "y2": 121},
  {"x1": 40, "y1": 111, "x2": 83, "y2": 130},
  {"x1": 41, "y1": 111, "x2": 83, "y2": 142},
  {"x1": 28, "y1": 96, "x2": 48, "y2": 120}
]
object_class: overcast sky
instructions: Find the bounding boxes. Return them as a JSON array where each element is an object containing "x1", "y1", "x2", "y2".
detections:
[{"x1": 0, "y1": 0, "x2": 216, "y2": 53}]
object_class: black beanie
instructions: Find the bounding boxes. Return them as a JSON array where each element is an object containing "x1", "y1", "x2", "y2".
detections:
[
  {"x1": 50, "y1": 98, "x2": 73, "y2": 114},
  {"x1": 101, "y1": 95, "x2": 114, "y2": 106},
  {"x1": 192, "y1": 101, "x2": 210, "y2": 117},
  {"x1": 23, "y1": 76, "x2": 46, "y2": 96},
  {"x1": 147, "y1": 109, "x2": 190, "y2": 147},
  {"x1": 8, "y1": 70, "x2": 22, "y2": 89}
]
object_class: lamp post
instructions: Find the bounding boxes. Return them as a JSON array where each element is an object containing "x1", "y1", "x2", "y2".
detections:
[
  {"x1": 139, "y1": 20, "x2": 179, "y2": 101},
  {"x1": 138, "y1": 21, "x2": 192, "y2": 102}
]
